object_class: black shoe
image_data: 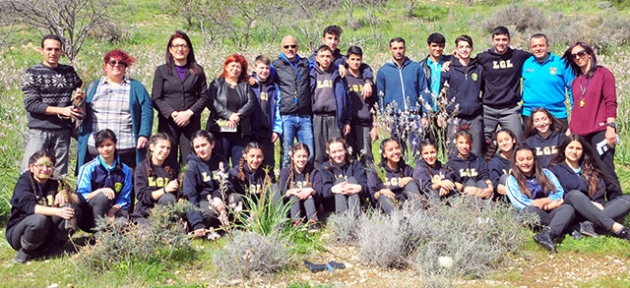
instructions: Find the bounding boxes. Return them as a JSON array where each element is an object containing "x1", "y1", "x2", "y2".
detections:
[
  {"x1": 570, "y1": 229, "x2": 583, "y2": 240},
  {"x1": 483, "y1": 140, "x2": 497, "y2": 161},
  {"x1": 303, "y1": 260, "x2": 327, "y2": 272},
  {"x1": 307, "y1": 221, "x2": 320, "y2": 233},
  {"x1": 328, "y1": 261, "x2": 346, "y2": 269},
  {"x1": 533, "y1": 228, "x2": 557, "y2": 253},
  {"x1": 579, "y1": 221, "x2": 600, "y2": 238},
  {"x1": 12, "y1": 249, "x2": 37, "y2": 264},
  {"x1": 615, "y1": 226, "x2": 630, "y2": 242}
]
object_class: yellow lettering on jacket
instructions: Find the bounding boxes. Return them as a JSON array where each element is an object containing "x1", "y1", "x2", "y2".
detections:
[
  {"x1": 148, "y1": 177, "x2": 170, "y2": 187},
  {"x1": 348, "y1": 84, "x2": 363, "y2": 93},
  {"x1": 317, "y1": 79, "x2": 333, "y2": 88},
  {"x1": 459, "y1": 168, "x2": 478, "y2": 177},
  {"x1": 249, "y1": 184, "x2": 263, "y2": 194},
  {"x1": 260, "y1": 91, "x2": 268, "y2": 101},
  {"x1": 535, "y1": 146, "x2": 558, "y2": 156},
  {"x1": 492, "y1": 60, "x2": 514, "y2": 69},
  {"x1": 202, "y1": 172, "x2": 211, "y2": 182}
]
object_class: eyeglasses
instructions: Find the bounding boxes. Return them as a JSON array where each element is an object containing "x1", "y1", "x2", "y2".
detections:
[
  {"x1": 107, "y1": 60, "x2": 127, "y2": 67},
  {"x1": 283, "y1": 45, "x2": 297, "y2": 49},
  {"x1": 171, "y1": 44, "x2": 189, "y2": 50},
  {"x1": 571, "y1": 50, "x2": 588, "y2": 59},
  {"x1": 33, "y1": 163, "x2": 55, "y2": 170}
]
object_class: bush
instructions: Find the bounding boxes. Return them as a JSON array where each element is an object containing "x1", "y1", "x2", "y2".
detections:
[
  {"x1": 327, "y1": 212, "x2": 361, "y2": 244},
  {"x1": 481, "y1": 5, "x2": 547, "y2": 34},
  {"x1": 342, "y1": 198, "x2": 536, "y2": 279},
  {"x1": 213, "y1": 231, "x2": 293, "y2": 280},
  {"x1": 78, "y1": 202, "x2": 195, "y2": 271}
]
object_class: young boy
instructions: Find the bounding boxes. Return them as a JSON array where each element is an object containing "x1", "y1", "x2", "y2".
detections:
[
  {"x1": 309, "y1": 25, "x2": 374, "y2": 98},
  {"x1": 309, "y1": 45, "x2": 351, "y2": 168},
  {"x1": 345, "y1": 46, "x2": 377, "y2": 165},
  {"x1": 250, "y1": 55, "x2": 282, "y2": 171}
]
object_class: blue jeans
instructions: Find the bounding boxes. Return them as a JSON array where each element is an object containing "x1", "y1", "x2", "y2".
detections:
[{"x1": 281, "y1": 114, "x2": 314, "y2": 168}]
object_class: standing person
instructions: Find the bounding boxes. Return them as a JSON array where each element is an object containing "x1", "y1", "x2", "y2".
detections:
[
  {"x1": 413, "y1": 139, "x2": 458, "y2": 203},
  {"x1": 477, "y1": 26, "x2": 531, "y2": 152},
  {"x1": 561, "y1": 41, "x2": 622, "y2": 200},
  {"x1": 206, "y1": 53, "x2": 257, "y2": 167},
  {"x1": 447, "y1": 131, "x2": 493, "y2": 200},
  {"x1": 77, "y1": 49, "x2": 153, "y2": 170},
  {"x1": 521, "y1": 34, "x2": 574, "y2": 129},
  {"x1": 76, "y1": 129, "x2": 133, "y2": 232},
  {"x1": 250, "y1": 55, "x2": 282, "y2": 171},
  {"x1": 419, "y1": 32, "x2": 451, "y2": 112},
  {"x1": 152, "y1": 31, "x2": 208, "y2": 166},
  {"x1": 21, "y1": 35, "x2": 84, "y2": 176},
  {"x1": 440, "y1": 34, "x2": 484, "y2": 157},
  {"x1": 310, "y1": 45, "x2": 351, "y2": 167},
  {"x1": 549, "y1": 134, "x2": 630, "y2": 240},
  {"x1": 367, "y1": 138, "x2": 422, "y2": 215},
  {"x1": 376, "y1": 37, "x2": 430, "y2": 152},
  {"x1": 523, "y1": 108, "x2": 566, "y2": 168},
  {"x1": 132, "y1": 133, "x2": 180, "y2": 224},
  {"x1": 488, "y1": 128, "x2": 518, "y2": 198},
  {"x1": 307, "y1": 24, "x2": 375, "y2": 93},
  {"x1": 278, "y1": 143, "x2": 322, "y2": 232},
  {"x1": 506, "y1": 145, "x2": 575, "y2": 253},
  {"x1": 183, "y1": 131, "x2": 230, "y2": 238},
  {"x1": 272, "y1": 36, "x2": 315, "y2": 167},
  {"x1": 345, "y1": 46, "x2": 378, "y2": 165},
  {"x1": 320, "y1": 137, "x2": 368, "y2": 215},
  {"x1": 7, "y1": 150, "x2": 82, "y2": 263}
]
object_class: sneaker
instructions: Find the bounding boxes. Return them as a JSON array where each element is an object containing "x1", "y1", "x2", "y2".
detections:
[
  {"x1": 307, "y1": 221, "x2": 320, "y2": 233},
  {"x1": 570, "y1": 229, "x2": 583, "y2": 240},
  {"x1": 615, "y1": 226, "x2": 630, "y2": 242},
  {"x1": 12, "y1": 249, "x2": 36, "y2": 264},
  {"x1": 533, "y1": 228, "x2": 557, "y2": 253},
  {"x1": 579, "y1": 221, "x2": 600, "y2": 238}
]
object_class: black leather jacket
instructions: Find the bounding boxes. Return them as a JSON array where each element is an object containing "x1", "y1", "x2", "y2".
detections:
[{"x1": 205, "y1": 77, "x2": 256, "y2": 136}]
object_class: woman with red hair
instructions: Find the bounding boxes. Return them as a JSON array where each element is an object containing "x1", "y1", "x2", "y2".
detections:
[
  {"x1": 206, "y1": 53, "x2": 257, "y2": 166},
  {"x1": 77, "y1": 49, "x2": 153, "y2": 172}
]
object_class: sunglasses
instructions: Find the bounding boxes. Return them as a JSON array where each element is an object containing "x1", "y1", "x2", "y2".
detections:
[
  {"x1": 107, "y1": 59, "x2": 127, "y2": 67},
  {"x1": 283, "y1": 45, "x2": 297, "y2": 49},
  {"x1": 571, "y1": 50, "x2": 588, "y2": 59}
]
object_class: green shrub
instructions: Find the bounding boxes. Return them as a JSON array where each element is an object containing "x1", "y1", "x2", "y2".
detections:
[{"x1": 213, "y1": 231, "x2": 293, "y2": 280}]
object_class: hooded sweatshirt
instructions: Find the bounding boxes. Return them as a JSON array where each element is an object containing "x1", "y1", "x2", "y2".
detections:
[
  {"x1": 133, "y1": 159, "x2": 179, "y2": 218},
  {"x1": 183, "y1": 153, "x2": 228, "y2": 230},
  {"x1": 367, "y1": 160, "x2": 414, "y2": 200},
  {"x1": 523, "y1": 131, "x2": 565, "y2": 168},
  {"x1": 439, "y1": 58, "x2": 484, "y2": 118},
  {"x1": 548, "y1": 162, "x2": 607, "y2": 205},
  {"x1": 446, "y1": 153, "x2": 490, "y2": 184},
  {"x1": 376, "y1": 57, "x2": 430, "y2": 115},
  {"x1": 413, "y1": 159, "x2": 455, "y2": 193},
  {"x1": 320, "y1": 159, "x2": 368, "y2": 199}
]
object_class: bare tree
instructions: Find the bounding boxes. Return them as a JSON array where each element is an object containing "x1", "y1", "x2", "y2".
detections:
[
  {"x1": 0, "y1": 6, "x2": 15, "y2": 48},
  {"x1": 1, "y1": 0, "x2": 118, "y2": 62},
  {"x1": 406, "y1": 0, "x2": 419, "y2": 18},
  {"x1": 289, "y1": 0, "x2": 342, "y2": 51},
  {"x1": 361, "y1": 0, "x2": 390, "y2": 50}
]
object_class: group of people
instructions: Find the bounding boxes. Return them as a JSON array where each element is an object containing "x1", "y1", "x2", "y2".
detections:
[{"x1": 7, "y1": 23, "x2": 626, "y2": 263}]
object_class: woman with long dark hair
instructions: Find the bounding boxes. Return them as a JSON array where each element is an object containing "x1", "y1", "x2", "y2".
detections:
[
  {"x1": 562, "y1": 41, "x2": 621, "y2": 200},
  {"x1": 549, "y1": 134, "x2": 630, "y2": 241},
  {"x1": 206, "y1": 54, "x2": 257, "y2": 167},
  {"x1": 506, "y1": 145, "x2": 575, "y2": 252},
  {"x1": 152, "y1": 31, "x2": 208, "y2": 165}
]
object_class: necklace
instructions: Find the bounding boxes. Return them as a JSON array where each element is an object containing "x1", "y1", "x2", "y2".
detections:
[{"x1": 579, "y1": 76, "x2": 589, "y2": 108}]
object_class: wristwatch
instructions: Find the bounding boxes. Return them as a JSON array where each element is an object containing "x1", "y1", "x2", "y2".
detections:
[{"x1": 607, "y1": 122, "x2": 617, "y2": 130}]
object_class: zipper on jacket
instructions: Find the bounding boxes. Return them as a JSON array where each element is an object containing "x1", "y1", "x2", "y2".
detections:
[{"x1": 397, "y1": 67, "x2": 408, "y2": 111}]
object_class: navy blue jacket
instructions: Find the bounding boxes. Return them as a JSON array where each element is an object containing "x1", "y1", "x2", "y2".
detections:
[
  {"x1": 7, "y1": 172, "x2": 59, "y2": 233},
  {"x1": 183, "y1": 153, "x2": 228, "y2": 230},
  {"x1": 133, "y1": 159, "x2": 179, "y2": 218},
  {"x1": 439, "y1": 58, "x2": 484, "y2": 118},
  {"x1": 548, "y1": 162, "x2": 607, "y2": 205},
  {"x1": 250, "y1": 74, "x2": 282, "y2": 140},
  {"x1": 227, "y1": 163, "x2": 275, "y2": 198},
  {"x1": 413, "y1": 159, "x2": 455, "y2": 193},
  {"x1": 320, "y1": 160, "x2": 368, "y2": 199},
  {"x1": 447, "y1": 153, "x2": 490, "y2": 184},
  {"x1": 367, "y1": 161, "x2": 414, "y2": 200},
  {"x1": 309, "y1": 48, "x2": 374, "y2": 82},
  {"x1": 272, "y1": 53, "x2": 313, "y2": 115},
  {"x1": 488, "y1": 155, "x2": 511, "y2": 190},
  {"x1": 278, "y1": 164, "x2": 323, "y2": 202},
  {"x1": 523, "y1": 131, "x2": 565, "y2": 168},
  {"x1": 309, "y1": 65, "x2": 351, "y2": 128}
]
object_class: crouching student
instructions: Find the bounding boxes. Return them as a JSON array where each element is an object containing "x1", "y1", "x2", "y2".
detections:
[
  {"x1": 413, "y1": 139, "x2": 457, "y2": 205},
  {"x1": 447, "y1": 131, "x2": 493, "y2": 200},
  {"x1": 183, "y1": 130, "x2": 229, "y2": 238},
  {"x1": 488, "y1": 129, "x2": 518, "y2": 200},
  {"x1": 506, "y1": 145, "x2": 575, "y2": 253},
  {"x1": 549, "y1": 134, "x2": 630, "y2": 241},
  {"x1": 321, "y1": 137, "x2": 368, "y2": 215},
  {"x1": 279, "y1": 143, "x2": 322, "y2": 232},
  {"x1": 133, "y1": 133, "x2": 180, "y2": 225},
  {"x1": 368, "y1": 138, "x2": 421, "y2": 214},
  {"x1": 77, "y1": 129, "x2": 133, "y2": 232},
  {"x1": 523, "y1": 108, "x2": 565, "y2": 168},
  {"x1": 7, "y1": 150, "x2": 83, "y2": 264},
  {"x1": 227, "y1": 142, "x2": 275, "y2": 211}
]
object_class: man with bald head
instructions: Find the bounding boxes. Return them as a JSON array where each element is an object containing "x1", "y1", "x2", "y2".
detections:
[{"x1": 272, "y1": 36, "x2": 315, "y2": 167}]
